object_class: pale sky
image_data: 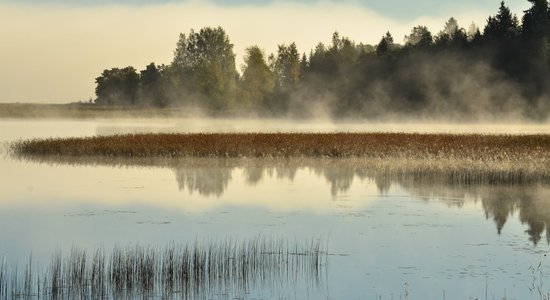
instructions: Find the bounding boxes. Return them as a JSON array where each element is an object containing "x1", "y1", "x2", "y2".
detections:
[{"x1": 0, "y1": 0, "x2": 530, "y2": 103}]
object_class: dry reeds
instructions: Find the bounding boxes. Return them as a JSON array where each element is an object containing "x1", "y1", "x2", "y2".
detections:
[
  {"x1": 14, "y1": 132, "x2": 550, "y2": 185},
  {"x1": 12, "y1": 133, "x2": 550, "y2": 160},
  {"x1": 0, "y1": 237, "x2": 325, "y2": 300}
]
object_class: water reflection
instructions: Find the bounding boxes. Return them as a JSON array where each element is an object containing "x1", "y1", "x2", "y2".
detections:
[
  {"x1": 14, "y1": 154, "x2": 550, "y2": 245},
  {"x1": 175, "y1": 167, "x2": 232, "y2": 197},
  {"x1": 0, "y1": 238, "x2": 325, "y2": 300},
  {"x1": 403, "y1": 182, "x2": 550, "y2": 245},
  {"x1": 484, "y1": 186, "x2": 550, "y2": 245}
]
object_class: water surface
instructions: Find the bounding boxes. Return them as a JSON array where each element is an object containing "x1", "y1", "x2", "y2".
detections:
[{"x1": 2, "y1": 119, "x2": 550, "y2": 299}]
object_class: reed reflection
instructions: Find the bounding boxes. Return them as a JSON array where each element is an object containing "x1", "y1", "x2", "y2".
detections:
[
  {"x1": 16, "y1": 154, "x2": 550, "y2": 245},
  {"x1": 0, "y1": 237, "x2": 325, "y2": 300}
]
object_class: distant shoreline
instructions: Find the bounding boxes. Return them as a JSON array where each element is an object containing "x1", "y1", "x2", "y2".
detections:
[
  {"x1": 0, "y1": 103, "x2": 204, "y2": 119},
  {"x1": 3, "y1": 103, "x2": 550, "y2": 124}
]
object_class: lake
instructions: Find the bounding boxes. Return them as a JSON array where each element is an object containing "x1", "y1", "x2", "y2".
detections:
[{"x1": 1, "y1": 119, "x2": 550, "y2": 299}]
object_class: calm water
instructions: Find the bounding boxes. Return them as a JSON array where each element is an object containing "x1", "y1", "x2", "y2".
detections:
[{"x1": 2, "y1": 119, "x2": 550, "y2": 299}]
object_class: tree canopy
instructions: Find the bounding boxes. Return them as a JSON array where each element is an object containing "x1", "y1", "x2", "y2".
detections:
[
  {"x1": 93, "y1": 1, "x2": 550, "y2": 121},
  {"x1": 240, "y1": 46, "x2": 274, "y2": 110}
]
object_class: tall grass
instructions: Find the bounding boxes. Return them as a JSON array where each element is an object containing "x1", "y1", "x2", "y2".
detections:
[
  {"x1": 13, "y1": 132, "x2": 550, "y2": 159},
  {"x1": 12, "y1": 133, "x2": 550, "y2": 184},
  {"x1": 0, "y1": 237, "x2": 325, "y2": 299}
]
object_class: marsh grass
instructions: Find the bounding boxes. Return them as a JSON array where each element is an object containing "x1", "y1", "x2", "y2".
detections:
[
  {"x1": 0, "y1": 237, "x2": 325, "y2": 299},
  {"x1": 12, "y1": 132, "x2": 550, "y2": 159},
  {"x1": 12, "y1": 133, "x2": 550, "y2": 185}
]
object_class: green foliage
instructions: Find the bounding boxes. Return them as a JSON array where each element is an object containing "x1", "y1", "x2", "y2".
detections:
[
  {"x1": 435, "y1": 18, "x2": 468, "y2": 47},
  {"x1": 95, "y1": 67, "x2": 140, "y2": 106},
  {"x1": 239, "y1": 46, "x2": 274, "y2": 109},
  {"x1": 172, "y1": 27, "x2": 237, "y2": 110},
  {"x1": 92, "y1": 0, "x2": 550, "y2": 120},
  {"x1": 140, "y1": 63, "x2": 167, "y2": 107},
  {"x1": 442, "y1": 17, "x2": 459, "y2": 37},
  {"x1": 272, "y1": 43, "x2": 301, "y2": 88},
  {"x1": 467, "y1": 23, "x2": 482, "y2": 42},
  {"x1": 405, "y1": 26, "x2": 433, "y2": 48},
  {"x1": 376, "y1": 32, "x2": 394, "y2": 55},
  {"x1": 522, "y1": 0, "x2": 550, "y2": 39},
  {"x1": 330, "y1": 32, "x2": 359, "y2": 66},
  {"x1": 484, "y1": 1, "x2": 521, "y2": 40}
]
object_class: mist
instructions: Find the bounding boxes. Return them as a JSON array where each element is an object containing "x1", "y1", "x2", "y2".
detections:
[
  {"x1": 1, "y1": 0, "x2": 548, "y2": 122},
  {"x1": 289, "y1": 50, "x2": 535, "y2": 121},
  {"x1": 0, "y1": 0, "x2": 498, "y2": 103}
]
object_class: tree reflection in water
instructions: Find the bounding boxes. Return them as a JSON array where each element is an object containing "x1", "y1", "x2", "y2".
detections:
[
  {"x1": 175, "y1": 167, "x2": 232, "y2": 197},
  {"x1": 16, "y1": 154, "x2": 550, "y2": 245}
]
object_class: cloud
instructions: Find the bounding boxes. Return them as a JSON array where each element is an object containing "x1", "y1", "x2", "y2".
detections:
[
  {"x1": 0, "y1": 1, "x2": 510, "y2": 102},
  {"x1": 0, "y1": 0, "x2": 532, "y2": 20}
]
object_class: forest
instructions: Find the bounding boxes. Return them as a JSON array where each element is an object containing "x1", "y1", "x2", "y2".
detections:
[{"x1": 94, "y1": 0, "x2": 550, "y2": 120}]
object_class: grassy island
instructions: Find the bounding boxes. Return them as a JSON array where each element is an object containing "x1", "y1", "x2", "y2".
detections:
[
  {"x1": 12, "y1": 132, "x2": 550, "y2": 159},
  {"x1": 11, "y1": 133, "x2": 550, "y2": 185}
]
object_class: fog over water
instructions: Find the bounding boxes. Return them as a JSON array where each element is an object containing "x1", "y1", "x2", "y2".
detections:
[
  {"x1": 2, "y1": 0, "x2": 550, "y2": 296},
  {"x1": 5, "y1": 118, "x2": 549, "y2": 136}
]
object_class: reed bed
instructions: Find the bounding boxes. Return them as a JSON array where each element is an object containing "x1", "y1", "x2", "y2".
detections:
[
  {"x1": 13, "y1": 132, "x2": 550, "y2": 186},
  {"x1": 12, "y1": 132, "x2": 550, "y2": 160},
  {"x1": 0, "y1": 237, "x2": 325, "y2": 300}
]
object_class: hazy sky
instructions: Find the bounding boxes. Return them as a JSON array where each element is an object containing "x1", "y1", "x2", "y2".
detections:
[{"x1": 0, "y1": 0, "x2": 530, "y2": 103}]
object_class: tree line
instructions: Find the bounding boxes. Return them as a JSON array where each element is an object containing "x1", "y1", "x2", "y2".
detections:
[{"x1": 94, "y1": 0, "x2": 550, "y2": 120}]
